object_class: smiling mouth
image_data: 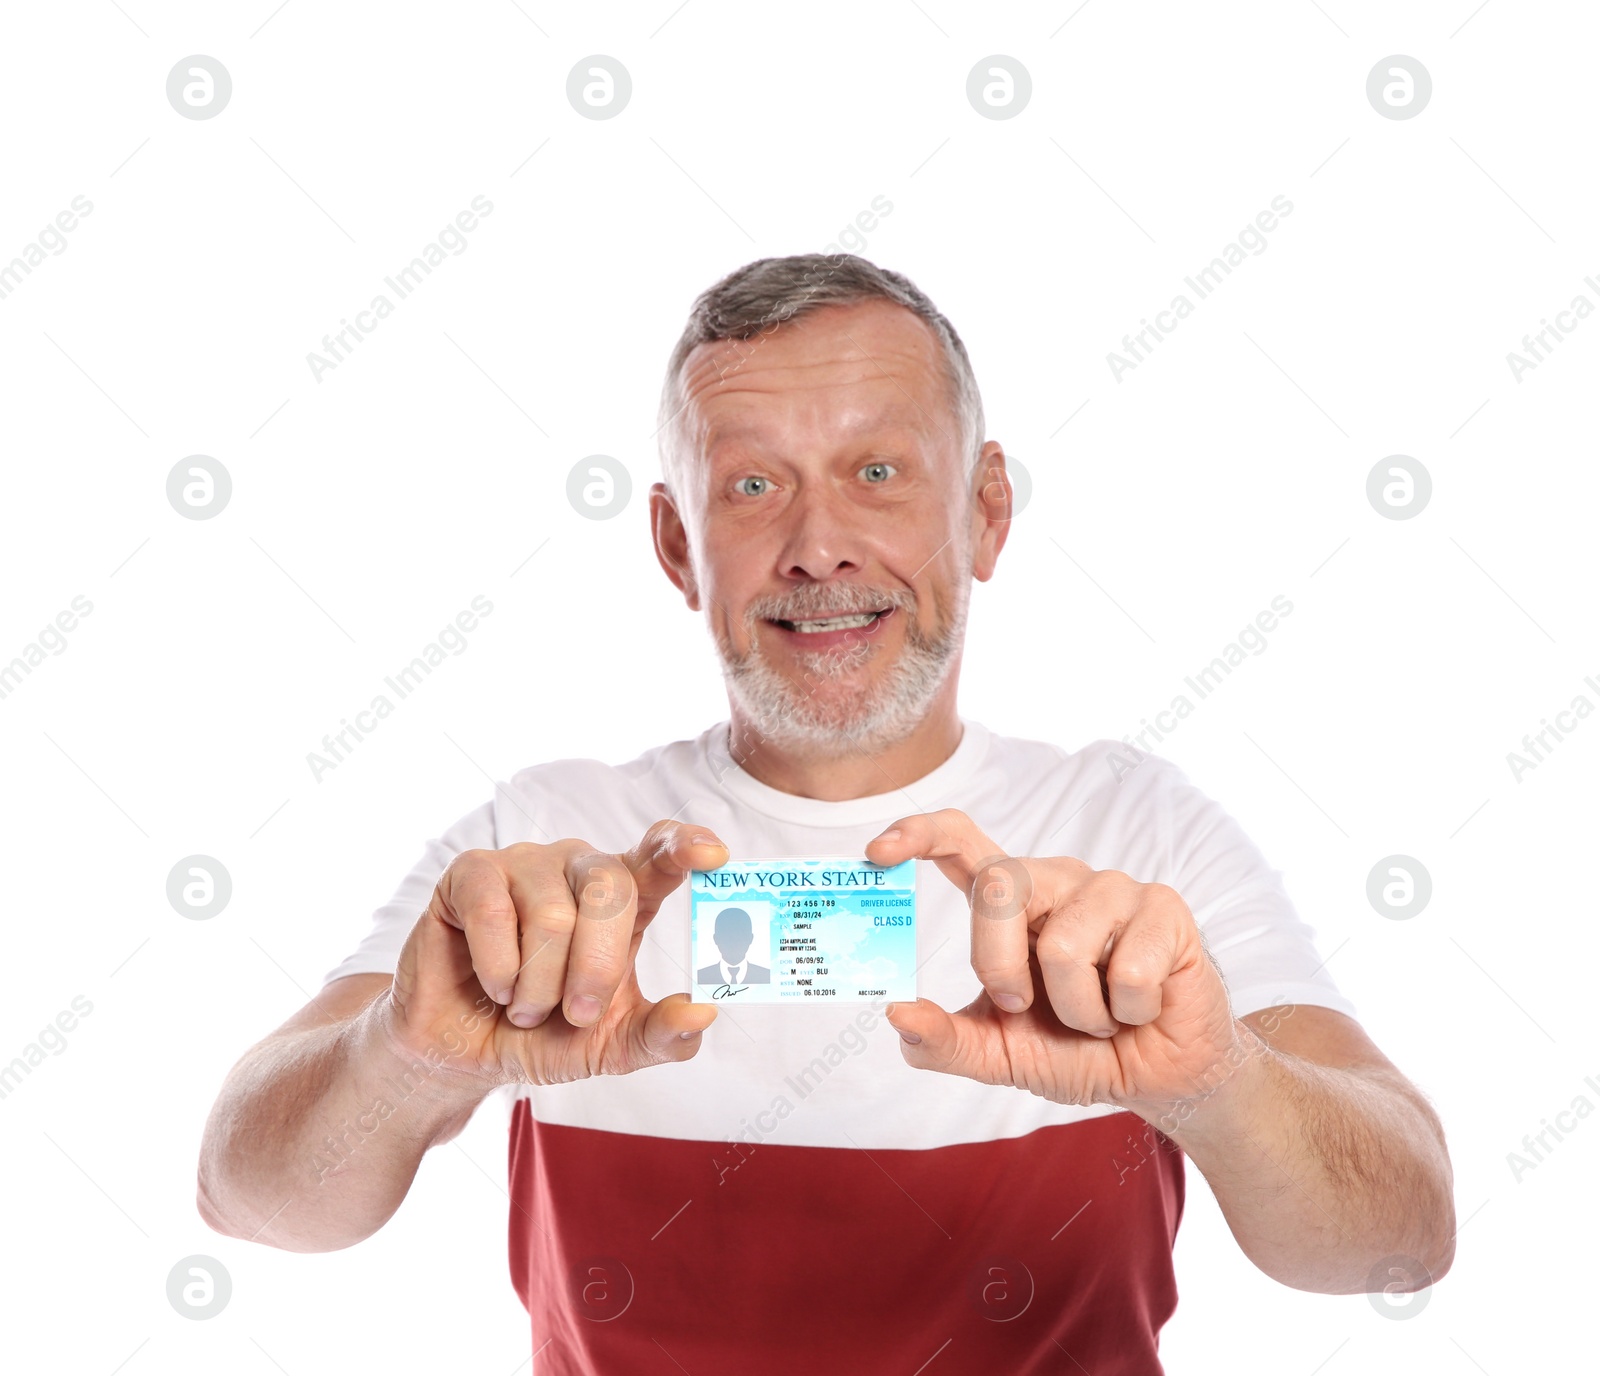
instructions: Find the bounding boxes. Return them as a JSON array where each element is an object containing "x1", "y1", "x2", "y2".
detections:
[{"x1": 770, "y1": 608, "x2": 893, "y2": 634}]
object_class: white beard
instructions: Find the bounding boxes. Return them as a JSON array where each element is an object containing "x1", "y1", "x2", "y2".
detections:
[{"x1": 713, "y1": 577, "x2": 970, "y2": 758}]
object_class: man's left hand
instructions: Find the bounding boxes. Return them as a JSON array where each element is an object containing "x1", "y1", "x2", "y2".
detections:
[{"x1": 867, "y1": 808, "x2": 1245, "y2": 1113}]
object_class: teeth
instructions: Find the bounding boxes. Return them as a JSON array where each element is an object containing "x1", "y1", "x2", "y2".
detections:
[{"x1": 790, "y1": 611, "x2": 880, "y2": 633}]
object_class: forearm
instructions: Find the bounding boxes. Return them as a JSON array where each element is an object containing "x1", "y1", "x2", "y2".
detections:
[
  {"x1": 197, "y1": 994, "x2": 495, "y2": 1252},
  {"x1": 1134, "y1": 1021, "x2": 1455, "y2": 1293}
]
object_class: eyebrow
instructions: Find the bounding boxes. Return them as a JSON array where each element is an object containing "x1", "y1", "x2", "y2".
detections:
[
  {"x1": 704, "y1": 419, "x2": 920, "y2": 455},
  {"x1": 703, "y1": 427, "x2": 764, "y2": 451}
]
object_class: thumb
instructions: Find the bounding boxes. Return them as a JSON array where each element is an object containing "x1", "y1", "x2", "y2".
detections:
[
  {"x1": 619, "y1": 992, "x2": 719, "y2": 1072},
  {"x1": 884, "y1": 997, "x2": 979, "y2": 1074}
]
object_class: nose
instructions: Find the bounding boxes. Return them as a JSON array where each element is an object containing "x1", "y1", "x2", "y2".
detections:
[{"x1": 775, "y1": 479, "x2": 865, "y2": 582}]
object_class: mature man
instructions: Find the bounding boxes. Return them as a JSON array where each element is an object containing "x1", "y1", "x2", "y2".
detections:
[{"x1": 197, "y1": 254, "x2": 1455, "y2": 1374}]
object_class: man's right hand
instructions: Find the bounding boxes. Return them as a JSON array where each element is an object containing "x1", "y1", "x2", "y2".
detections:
[{"x1": 381, "y1": 820, "x2": 728, "y2": 1089}]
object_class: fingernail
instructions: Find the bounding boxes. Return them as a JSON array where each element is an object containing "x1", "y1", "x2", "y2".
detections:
[
  {"x1": 508, "y1": 1006, "x2": 536, "y2": 1027},
  {"x1": 567, "y1": 994, "x2": 601, "y2": 1023},
  {"x1": 878, "y1": 827, "x2": 902, "y2": 841},
  {"x1": 994, "y1": 992, "x2": 1026, "y2": 1013},
  {"x1": 678, "y1": 1028, "x2": 700, "y2": 1040},
  {"x1": 897, "y1": 1028, "x2": 922, "y2": 1045},
  {"x1": 691, "y1": 834, "x2": 720, "y2": 847}
]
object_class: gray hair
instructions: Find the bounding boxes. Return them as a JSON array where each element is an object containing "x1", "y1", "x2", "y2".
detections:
[{"x1": 655, "y1": 253, "x2": 985, "y2": 499}]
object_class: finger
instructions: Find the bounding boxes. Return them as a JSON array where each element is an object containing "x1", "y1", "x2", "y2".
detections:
[
  {"x1": 621, "y1": 819, "x2": 731, "y2": 928},
  {"x1": 395, "y1": 879, "x2": 482, "y2": 1025},
  {"x1": 864, "y1": 808, "x2": 1007, "y2": 897},
  {"x1": 884, "y1": 997, "x2": 1009, "y2": 1085},
  {"x1": 619, "y1": 993, "x2": 719, "y2": 1071},
  {"x1": 883, "y1": 997, "x2": 956, "y2": 1054},
  {"x1": 865, "y1": 810, "x2": 1039, "y2": 1012},
  {"x1": 559, "y1": 850, "x2": 638, "y2": 1027},
  {"x1": 968, "y1": 855, "x2": 1035, "y2": 1012},
  {"x1": 1102, "y1": 886, "x2": 1184, "y2": 1027},
  {"x1": 505, "y1": 849, "x2": 586, "y2": 1028},
  {"x1": 434, "y1": 851, "x2": 524, "y2": 1007},
  {"x1": 1035, "y1": 871, "x2": 1141, "y2": 1037}
]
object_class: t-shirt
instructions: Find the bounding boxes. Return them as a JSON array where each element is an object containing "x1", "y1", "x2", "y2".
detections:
[{"x1": 324, "y1": 718, "x2": 1355, "y2": 1375}]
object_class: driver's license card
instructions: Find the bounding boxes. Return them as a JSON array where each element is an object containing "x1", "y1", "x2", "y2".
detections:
[{"x1": 688, "y1": 857, "x2": 917, "y2": 1004}]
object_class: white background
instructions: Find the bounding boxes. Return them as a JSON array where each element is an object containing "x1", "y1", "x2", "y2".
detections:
[{"x1": 1, "y1": 1, "x2": 1594, "y2": 1371}]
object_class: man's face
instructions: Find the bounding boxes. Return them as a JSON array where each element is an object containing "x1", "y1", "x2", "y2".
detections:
[{"x1": 650, "y1": 299, "x2": 1007, "y2": 757}]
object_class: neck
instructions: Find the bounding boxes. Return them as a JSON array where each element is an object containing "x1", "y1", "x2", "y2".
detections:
[{"x1": 725, "y1": 686, "x2": 964, "y2": 802}]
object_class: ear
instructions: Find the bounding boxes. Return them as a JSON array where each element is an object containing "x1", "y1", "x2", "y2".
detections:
[
  {"x1": 968, "y1": 440, "x2": 1011, "y2": 582},
  {"x1": 650, "y1": 482, "x2": 700, "y2": 610}
]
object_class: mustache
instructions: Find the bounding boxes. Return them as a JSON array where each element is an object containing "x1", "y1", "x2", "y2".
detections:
[{"x1": 746, "y1": 585, "x2": 915, "y2": 623}]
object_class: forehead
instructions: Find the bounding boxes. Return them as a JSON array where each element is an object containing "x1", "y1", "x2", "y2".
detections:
[{"x1": 677, "y1": 299, "x2": 957, "y2": 455}]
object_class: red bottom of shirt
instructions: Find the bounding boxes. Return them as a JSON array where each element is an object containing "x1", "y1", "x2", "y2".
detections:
[{"x1": 509, "y1": 1098, "x2": 1185, "y2": 1375}]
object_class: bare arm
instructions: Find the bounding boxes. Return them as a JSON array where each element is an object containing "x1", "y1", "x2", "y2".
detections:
[
  {"x1": 197, "y1": 974, "x2": 495, "y2": 1253},
  {"x1": 1145, "y1": 1005, "x2": 1456, "y2": 1293},
  {"x1": 196, "y1": 822, "x2": 728, "y2": 1254},
  {"x1": 869, "y1": 811, "x2": 1457, "y2": 1297}
]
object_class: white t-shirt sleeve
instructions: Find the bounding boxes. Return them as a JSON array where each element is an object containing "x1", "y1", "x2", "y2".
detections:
[
  {"x1": 321, "y1": 798, "x2": 498, "y2": 986},
  {"x1": 1160, "y1": 758, "x2": 1357, "y2": 1021}
]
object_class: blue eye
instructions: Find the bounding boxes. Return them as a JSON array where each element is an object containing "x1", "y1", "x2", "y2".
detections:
[
  {"x1": 736, "y1": 476, "x2": 770, "y2": 496},
  {"x1": 861, "y1": 462, "x2": 896, "y2": 483}
]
